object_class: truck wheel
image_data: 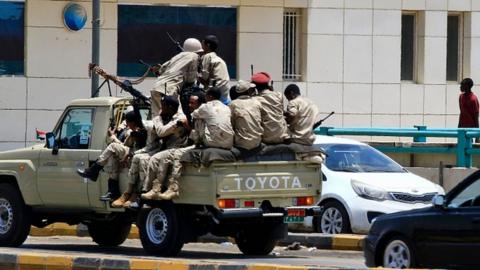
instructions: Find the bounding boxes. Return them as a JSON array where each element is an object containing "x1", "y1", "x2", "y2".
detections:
[
  {"x1": 235, "y1": 229, "x2": 277, "y2": 256},
  {"x1": 0, "y1": 183, "x2": 31, "y2": 247},
  {"x1": 137, "y1": 203, "x2": 184, "y2": 256},
  {"x1": 87, "y1": 221, "x2": 131, "y2": 247}
]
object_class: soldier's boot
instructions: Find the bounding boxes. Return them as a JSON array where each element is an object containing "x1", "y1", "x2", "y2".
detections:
[
  {"x1": 123, "y1": 192, "x2": 138, "y2": 208},
  {"x1": 140, "y1": 180, "x2": 162, "y2": 200},
  {"x1": 111, "y1": 192, "x2": 131, "y2": 208},
  {"x1": 77, "y1": 162, "x2": 103, "y2": 181},
  {"x1": 157, "y1": 181, "x2": 179, "y2": 200},
  {"x1": 100, "y1": 178, "x2": 121, "y2": 201}
]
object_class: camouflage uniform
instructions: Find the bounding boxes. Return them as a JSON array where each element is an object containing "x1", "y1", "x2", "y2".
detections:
[
  {"x1": 229, "y1": 95, "x2": 263, "y2": 150},
  {"x1": 190, "y1": 100, "x2": 234, "y2": 149},
  {"x1": 254, "y1": 90, "x2": 289, "y2": 144},
  {"x1": 286, "y1": 96, "x2": 321, "y2": 145},
  {"x1": 142, "y1": 112, "x2": 189, "y2": 195}
]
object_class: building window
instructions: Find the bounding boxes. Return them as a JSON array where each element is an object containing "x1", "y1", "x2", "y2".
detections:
[
  {"x1": 118, "y1": 4, "x2": 237, "y2": 78},
  {"x1": 447, "y1": 14, "x2": 461, "y2": 81},
  {"x1": 283, "y1": 9, "x2": 302, "y2": 81},
  {"x1": 401, "y1": 14, "x2": 415, "y2": 81},
  {"x1": 0, "y1": 1, "x2": 24, "y2": 76}
]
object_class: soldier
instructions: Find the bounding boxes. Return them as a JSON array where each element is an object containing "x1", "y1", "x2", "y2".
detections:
[
  {"x1": 251, "y1": 72, "x2": 290, "y2": 144},
  {"x1": 190, "y1": 87, "x2": 234, "y2": 149},
  {"x1": 284, "y1": 84, "x2": 321, "y2": 145},
  {"x1": 150, "y1": 38, "x2": 203, "y2": 116},
  {"x1": 77, "y1": 110, "x2": 147, "y2": 201},
  {"x1": 230, "y1": 80, "x2": 263, "y2": 151},
  {"x1": 111, "y1": 120, "x2": 160, "y2": 208},
  {"x1": 141, "y1": 96, "x2": 191, "y2": 200},
  {"x1": 198, "y1": 35, "x2": 230, "y2": 104}
]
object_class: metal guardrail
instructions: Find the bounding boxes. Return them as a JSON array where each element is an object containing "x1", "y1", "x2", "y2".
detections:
[{"x1": 315, "y1": 126, "x2": 480, "y2": 168}]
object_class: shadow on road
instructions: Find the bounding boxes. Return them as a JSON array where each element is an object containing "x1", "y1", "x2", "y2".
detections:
[{"x1": 19, "y1": 243, "x2": 301, "y2": 260}]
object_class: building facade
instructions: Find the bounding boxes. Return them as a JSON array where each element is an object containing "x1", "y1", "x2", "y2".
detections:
[{"x1": 0, "y1": 0, "x2": 479, "y2": 150}]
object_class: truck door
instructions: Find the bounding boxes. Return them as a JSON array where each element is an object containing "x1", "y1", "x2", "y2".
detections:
[{"x1": 37, "y1": 107, "x2": 95, "y2": 208}]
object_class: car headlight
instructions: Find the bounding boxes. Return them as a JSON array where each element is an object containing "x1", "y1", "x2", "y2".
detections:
[{"x1": 351, "y1": 180, "x2": 389, "y2": 201}]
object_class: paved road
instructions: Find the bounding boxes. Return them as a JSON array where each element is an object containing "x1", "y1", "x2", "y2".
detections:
[{"x1": 1, "y1": 236, "x2": 367, "y2": 269}]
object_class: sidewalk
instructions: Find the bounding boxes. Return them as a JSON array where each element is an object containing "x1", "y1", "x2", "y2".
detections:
[{"x1": 29, "y1": 223, "x2": 365, "y2": 251}]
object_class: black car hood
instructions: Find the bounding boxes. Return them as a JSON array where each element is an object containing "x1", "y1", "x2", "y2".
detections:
[{"x1": 376, "y1": 206, "x2": 434, "y2": 222}]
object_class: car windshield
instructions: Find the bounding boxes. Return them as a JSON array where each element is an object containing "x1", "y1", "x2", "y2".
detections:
[
  {"x1": 448, "y1": 177, "x2": 480, "y2": 208},
  {"x1": 320, "y1": 143, "x2": 405, "y2": 173}
]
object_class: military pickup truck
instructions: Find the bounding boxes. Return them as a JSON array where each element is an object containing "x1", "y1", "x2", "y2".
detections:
[{"x1": 0, "y1": 97, "x2": 321, "y2": 256}]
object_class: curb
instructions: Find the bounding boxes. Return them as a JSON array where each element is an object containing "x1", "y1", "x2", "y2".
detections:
[
  {"x1": 29, "y1": 223, "x2": 364, "y2": 251},
  {"x1": 0, "y1": 252, "x2": 369, "y2": 270}
]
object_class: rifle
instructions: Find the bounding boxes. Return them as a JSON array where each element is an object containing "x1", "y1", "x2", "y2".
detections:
[
  {"x1": 167, "y1": 32, "x2": 184, "y2": 53},
  {"x1": 89, "y1": 63, "x2": 151, "y2": 106},
  {"x1": 312, "y1": 111, "x2": 335, "y2": 130}
]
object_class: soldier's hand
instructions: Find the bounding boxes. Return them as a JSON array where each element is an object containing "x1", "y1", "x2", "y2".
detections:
[
  {"x1": 107, "y1": 127, "x2": 115, "y2": 137},
  {"x1": 151, "y1": 64, "x2": 161, "y2": 76}
]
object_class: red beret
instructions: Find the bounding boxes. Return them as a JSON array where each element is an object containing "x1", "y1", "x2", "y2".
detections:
[{"x1": 251, "y1": 72, "x2": 271, "y2": 84}]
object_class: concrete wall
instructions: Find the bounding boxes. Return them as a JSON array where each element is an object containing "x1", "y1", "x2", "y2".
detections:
[
  {"x1": 407, "y1": 166, "x2": 476, "y2": 192},
  {"x1": 2, "y1": 0, "x2": 480, "y2": 150}
]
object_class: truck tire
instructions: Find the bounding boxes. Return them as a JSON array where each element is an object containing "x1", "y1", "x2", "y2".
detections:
[
  {"x1": 87, "y1": 221, "x2": 131, "y2": 247},
  {"x1": 137, "y1": 202, "x2": 184, "y2": 256},
  {"x1": 235, "y1": 229, "x2": 277, "y2": 256},
  {"x1": 0, "y1": 183, "x2": 31, "y2": 247}
]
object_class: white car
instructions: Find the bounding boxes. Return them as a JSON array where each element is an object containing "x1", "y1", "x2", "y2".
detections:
[{"x1": 304, "y1": 135, "x2": 445, "y2": 234}]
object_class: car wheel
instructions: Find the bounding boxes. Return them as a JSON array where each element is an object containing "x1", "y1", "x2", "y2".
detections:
[
  {"x1": 382, "y1": 236, "x2": 415, "y2": 269},
  {"x1": 137, "y1": 202, "x2": 184, "y2": 256},
  {"x1": 317, "y1": 201, "x2": 351, "y2": 234},
  {"x1": 0, "y1": 183, "x2": 31, "y2": 247}
]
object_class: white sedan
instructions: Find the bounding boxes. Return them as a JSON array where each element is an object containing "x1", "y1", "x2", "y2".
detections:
[{"x1": 303, "y1": 135, "x2": 445, "y2": 234}]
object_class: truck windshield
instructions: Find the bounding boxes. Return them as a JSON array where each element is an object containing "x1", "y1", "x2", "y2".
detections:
[{"x1": 320, "y1": 144, "x2": 405, "y2": 173}]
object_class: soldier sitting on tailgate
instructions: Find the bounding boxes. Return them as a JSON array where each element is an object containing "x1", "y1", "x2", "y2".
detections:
[
  {"x1": 251, "y1": 72, "x2": 290, "y2": 145},
  {"x1": 284, "y1": 84, "x2": 321, "y2": 146},
  {"x1": 190, "y1": 87, "x2": 234, "y2": 149},
  {"x1": 229, "y1": 80, "x2": 264, "y2": 152}
]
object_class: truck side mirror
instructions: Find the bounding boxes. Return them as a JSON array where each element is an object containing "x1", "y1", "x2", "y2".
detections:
[{"x1": 45, "y1": 132, "x2": 59, "y2": 155}]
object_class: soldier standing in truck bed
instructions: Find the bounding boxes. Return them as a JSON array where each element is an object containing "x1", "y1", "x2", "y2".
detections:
[
  {"x1": 150, "y1": 38, "x2": 203, "y2": 116},
  {"x1": 198, "y1": 35, "x2": 231, "y2": 105}
]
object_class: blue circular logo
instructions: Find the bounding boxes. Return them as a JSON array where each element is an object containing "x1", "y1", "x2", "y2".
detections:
[{"x1": 63, "y1": 3, "x2": 87, "y2": 31}]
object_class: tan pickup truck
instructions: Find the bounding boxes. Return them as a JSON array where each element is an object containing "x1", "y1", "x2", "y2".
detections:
[{"x1": 0, "y1": 97, "x2": 321, "y2": 256}]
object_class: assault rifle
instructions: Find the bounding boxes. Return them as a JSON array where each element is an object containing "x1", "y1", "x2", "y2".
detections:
[
  {"x1": 312, "y1": 111, "x2": 335, "y2": 130},
  {"x1": 167, "y1": 32, "x2": 184, "y2": 53}
]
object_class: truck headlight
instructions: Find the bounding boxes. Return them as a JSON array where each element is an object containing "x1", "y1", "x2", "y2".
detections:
[{"x1": 351, "y1": 180, "x2": 389, "y2": 201}]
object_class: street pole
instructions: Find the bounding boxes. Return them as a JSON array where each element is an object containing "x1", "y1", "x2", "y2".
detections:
[{"x1": 91, "y1": 0, "x2": 100, "y2": 97}]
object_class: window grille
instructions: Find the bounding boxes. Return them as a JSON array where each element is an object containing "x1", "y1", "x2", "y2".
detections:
[{"x1": 283, "y1": 10, "x2": 302, "y2": 81}]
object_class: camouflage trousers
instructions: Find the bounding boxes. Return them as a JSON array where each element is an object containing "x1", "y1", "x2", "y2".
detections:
[
  {"x1": 143, "y1": 146, "x2": 194, "y2": 192},
  {"x1": 128, "y1": 151, "x2": 158, "y2": 193},
  {"x1": 98, "y1": 142, "x2": 130, "y2": 180}
]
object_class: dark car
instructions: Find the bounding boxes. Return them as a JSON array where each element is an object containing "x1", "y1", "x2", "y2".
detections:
[{"x1": 364, "y1": 169, "x2": 480, "y2": 269}]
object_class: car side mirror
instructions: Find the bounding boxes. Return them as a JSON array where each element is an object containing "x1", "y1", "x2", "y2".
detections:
[
  {"x1": 45, "y1": 132, "x2": 59, "y2": 155},
  {"x1": 432, "y1": 194, "x2": 445, "y2": 209}
]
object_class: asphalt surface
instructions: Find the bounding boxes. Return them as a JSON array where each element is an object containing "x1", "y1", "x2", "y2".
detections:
[{"x1": 2, "y1": 236, "x2": 367, "y2": 269}]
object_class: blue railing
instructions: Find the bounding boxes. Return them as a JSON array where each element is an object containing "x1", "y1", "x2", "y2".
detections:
[{"x1": 314, "y1": 126, "x2": 480, "y2": 168}]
